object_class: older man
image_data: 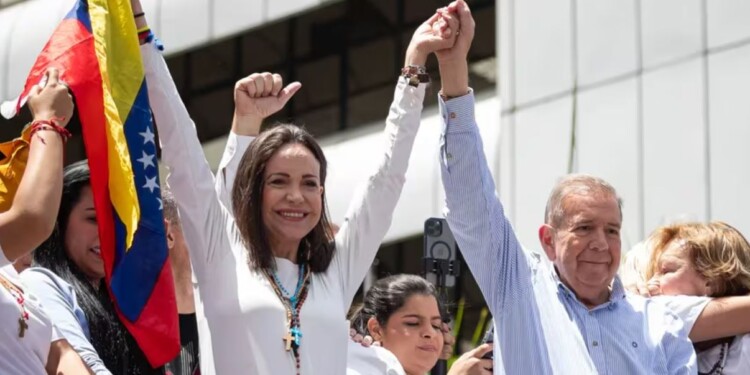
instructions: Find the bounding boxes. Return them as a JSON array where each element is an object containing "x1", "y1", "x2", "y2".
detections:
[{"x1": 435, "y1": 2, "x2": 696, "y2": 374}]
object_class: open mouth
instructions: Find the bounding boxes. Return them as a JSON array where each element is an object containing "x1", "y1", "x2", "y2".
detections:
[
  {"x1": 277, "y1": 211, "x2": 308, "y2": 221},
  {"x1": 90, "y1": 246, "x2": 101, "y2": 256}
]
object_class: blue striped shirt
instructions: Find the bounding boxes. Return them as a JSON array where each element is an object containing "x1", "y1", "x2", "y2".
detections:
[{"x1": 438, "y1": 91, "x2": 697, "y2": 375}]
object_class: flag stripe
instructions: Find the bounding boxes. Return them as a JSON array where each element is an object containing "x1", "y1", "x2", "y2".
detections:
[
  {"x1": 7, "y1": 0, "x2": 180, "y2": 366},
  {"x1": 89, "y1": 0, "x2": 141, "y2": 249},
  {"x1": 110, "y1": 81, "x2": 168, "y2": 320}
]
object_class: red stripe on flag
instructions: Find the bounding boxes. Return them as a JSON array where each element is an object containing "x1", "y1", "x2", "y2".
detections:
[{"x1": 120, "y1": 262, "x2": 180, "y2": 366}]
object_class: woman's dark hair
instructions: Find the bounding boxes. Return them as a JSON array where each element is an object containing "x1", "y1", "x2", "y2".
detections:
[
  {"x1": 33, "y1": 160, "x2": 160, "y2": 374},
  {"x1": 350, "y1": 274, "x2": 442, "y2": 335},
  {"x1": 232, "y1": 124, "x2": 335, "y2": 272}
]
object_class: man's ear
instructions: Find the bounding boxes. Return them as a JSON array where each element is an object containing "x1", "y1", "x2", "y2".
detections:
[
  {"x1": 164, "y1": 219, "x2": 175, "y2": 250},
  {"x1": 538, "y1": 224, "x2": 557, "y2": 262},
  {"x1": 367, "y1": 317, "x2": 383, "y2": 342}
]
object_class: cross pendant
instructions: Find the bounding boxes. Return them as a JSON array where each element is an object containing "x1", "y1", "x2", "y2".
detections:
[
  {"x1": 283, "y1": 331, "x2": 294, "y2": 351},
  {"x1": 18, "y1": 318, "x2": 28, "y2": 338},
  {"x1": 290, "y1": 326, "x2": 302, "y2": 347}
]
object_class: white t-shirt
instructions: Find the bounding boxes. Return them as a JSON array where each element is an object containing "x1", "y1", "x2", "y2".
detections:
[
  {"x1": 656, "y1": 295, "x2": 750, "y2": 375},
  {"x1": 346, "y1": 341, "x2": 405, "y2": 375},
  {"x1": 0, "y1": 265, "x2": 61, "y2": 374}
]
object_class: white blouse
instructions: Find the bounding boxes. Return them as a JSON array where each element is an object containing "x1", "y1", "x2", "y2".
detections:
[
  {"x1": 656, "y1": 295, "x2": 750, "y2": 375},
  {"x1": 0, "y1": 265, "x2": 60, "y2": 374},
  {"x1": 142, "y1": 43, "x2": 426, "y2": 375}
]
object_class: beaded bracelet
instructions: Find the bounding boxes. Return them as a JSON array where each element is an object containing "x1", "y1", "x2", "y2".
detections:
[{"x1": 29, "y1": 119, "x2": 72, "y2": 143}]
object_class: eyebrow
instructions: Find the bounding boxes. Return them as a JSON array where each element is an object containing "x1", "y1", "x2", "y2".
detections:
[
  {"x1": 267, "y1": 173, "x2": 320, "y2": 179},
  {"x1": 85, "y1": 207, "x2": 96, "y2": 212},
  {"x1": 402, "y1": 314, "x2": 443, "y2": 321}
]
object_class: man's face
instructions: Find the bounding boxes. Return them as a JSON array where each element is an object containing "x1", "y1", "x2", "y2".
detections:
[{"x1": 540, "y1": 193, "x2": 622, "y2": 304}]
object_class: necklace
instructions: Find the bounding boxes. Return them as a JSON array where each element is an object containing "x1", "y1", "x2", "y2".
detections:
[
  {"x1": 698, "y1": 341, "x2": 730, "y2": 375},
  {"x1": 264, "y1": 263, "x2": 311, "y2": 375},
  {"x1": 0, "y1": 275, "x2": 30, "y2": 338}
]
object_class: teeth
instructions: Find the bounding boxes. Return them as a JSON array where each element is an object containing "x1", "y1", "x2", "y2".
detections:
[
  {"x1": 91, "y1": 247, "x2": 101, "y2": 255},
  {"x1": 280, "y1": 212, "x2": 304, "y2": 218}
]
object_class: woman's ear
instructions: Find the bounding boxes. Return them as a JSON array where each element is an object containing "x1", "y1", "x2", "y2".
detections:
[
  {"x1": 367, "y1": 317, "x2": 383, "y2": 342},
  {"x1": 164, "y1": 219, "x2": 175, "y2": 250}
]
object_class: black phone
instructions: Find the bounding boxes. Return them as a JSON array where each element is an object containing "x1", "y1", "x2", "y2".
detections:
[
  {"x1": 481, "y1": 324, "x2": 494, "y2": 360},
  {"x1": 423, "y1": 217, "x2": 460, "y2": 288}
]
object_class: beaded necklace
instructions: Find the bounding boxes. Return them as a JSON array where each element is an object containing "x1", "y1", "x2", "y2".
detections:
[
  {"x1": 0, "y1": 275, "x2": 30, "y2": 338},
  {"x1": 698, "y1": 342, "x2": 730, "y2": 375},
  {"x1": 263, "y1": 263, "x2": 311, "y2": 375}
]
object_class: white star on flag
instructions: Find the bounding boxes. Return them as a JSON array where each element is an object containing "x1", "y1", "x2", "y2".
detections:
[
  {"x1": 137, "y1": 151, "x2": 155, "y2": 169},
  {"x1": 143, "y1": 176, "x2": 159, "y2": 194},
  {"x1": 139, "y1": 127, "x2": 155, "y2": 145}
]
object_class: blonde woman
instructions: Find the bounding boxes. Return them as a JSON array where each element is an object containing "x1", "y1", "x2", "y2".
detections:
[{"x1": 636, "y1": 222, "x2": 750, "y2": 374}]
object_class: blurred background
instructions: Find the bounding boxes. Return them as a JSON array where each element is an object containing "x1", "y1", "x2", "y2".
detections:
[{"x1": 2, "y1": 0, "x2": 749, "y2": 355}]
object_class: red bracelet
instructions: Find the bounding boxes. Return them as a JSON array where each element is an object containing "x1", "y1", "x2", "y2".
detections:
[{"x1": 29, "y1": 119, "x2": 72, "y2": 143}]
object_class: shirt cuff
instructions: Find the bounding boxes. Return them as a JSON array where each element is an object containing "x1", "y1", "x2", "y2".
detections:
[
  {"x1": 439, "y1": 89, "x2": 476, "y2": 135},
  {"x1": 218, "y1": 132, "x2": 255, "y2": 172}
]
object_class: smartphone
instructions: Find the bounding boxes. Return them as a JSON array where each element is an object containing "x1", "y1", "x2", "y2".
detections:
[
  {"x1": 481, "y1": 324, "x2": 494, "y2": 360},
  {"x1": 423, "y1": 217, "x2": 460, "y2": 288}
]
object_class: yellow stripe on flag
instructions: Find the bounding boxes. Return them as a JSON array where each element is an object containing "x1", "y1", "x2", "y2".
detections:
[{"x1": 88, "y1": 0, "x2": 143, "y2": 249}]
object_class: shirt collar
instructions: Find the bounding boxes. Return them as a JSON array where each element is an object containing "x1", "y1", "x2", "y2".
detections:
[{"x1": 551, "y1": 267, "x2": 626, "y2": 310}]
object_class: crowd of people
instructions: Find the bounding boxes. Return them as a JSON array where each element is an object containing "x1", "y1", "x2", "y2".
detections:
[{"x1": 0, "y1": 0, "x2": 748, "y2": 374}]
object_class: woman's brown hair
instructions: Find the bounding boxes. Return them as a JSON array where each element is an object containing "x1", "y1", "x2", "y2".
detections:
[
  {"x1": 645, "y1": 221, "x2": 750, "y2": 297},
  {"x1": 231, "y1": 124, "x2": 335, "y2": 272}
]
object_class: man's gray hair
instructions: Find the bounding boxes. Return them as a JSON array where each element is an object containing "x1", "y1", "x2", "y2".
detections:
[
  {"x1": 544, "y1": 174, "x2": 623, "y2": 226},
  {"x1": 161, "y1": 188, "x2": 180, "y2": 225}
]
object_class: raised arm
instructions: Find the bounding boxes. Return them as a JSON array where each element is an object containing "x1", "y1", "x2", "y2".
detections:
[
  {"x1": 334, "y1": 9, "x2": 459, "y2": 305},
  {"x1": 135, "y1": 7, "x2": 234, "y2": 274},
  {"x1": 436, "y1": 0, "x2": 531, "y2": 314},
  {"x1": 215, "y1": 73, "x2": 300, "y2": 208},
  {"x1": 0, "y1": 69, "x2": 73, "y2": 265}
]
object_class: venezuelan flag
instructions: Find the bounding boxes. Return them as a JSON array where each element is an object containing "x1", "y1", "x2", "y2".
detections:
[{"x1": 3, "y1": 0, "x2": 179, "y2": 367}]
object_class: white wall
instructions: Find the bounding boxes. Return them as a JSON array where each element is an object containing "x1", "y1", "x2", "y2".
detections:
[{"x1": 500, "y1": 0, "x2": 750, "y2": 251}]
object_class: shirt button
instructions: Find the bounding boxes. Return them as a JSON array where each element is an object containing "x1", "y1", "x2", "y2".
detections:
[
  {"x1": 450, "y1": 112, "x2": 457, "y2": 119},
  {"x1": 592, "y1": 341, "x2": 599, "y2": 347},
  {"x1": 446, "y1": 153, "x2": 453, "y2": 159}
]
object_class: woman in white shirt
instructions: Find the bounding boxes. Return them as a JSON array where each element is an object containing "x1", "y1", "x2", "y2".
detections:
[
  {"x1": 144, "y1": 6, "x2": 459, "y2": 375},
  {"x1": 0, "y1": 68, "x2": 91, "y2": 374},
  {"x1": 636, "y1": 221, "x2": 750, "y2": 375}
]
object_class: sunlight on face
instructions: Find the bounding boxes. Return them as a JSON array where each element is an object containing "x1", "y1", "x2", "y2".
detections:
[
  {"x1": 377, "y1": 295, "x2": 443, "y2": 375},
  {"x1": 64, "y1": 186, "x2": 104, "y2": 282},
  {"x1": 650, "y1": 241, "x2": 709, "y2": 296},
  {"x1": 551, "y1": 193, "x2": 622, "y2": 303},
  {"x1": 261, "y1": 143, "x2": 323, "y2": 249}
]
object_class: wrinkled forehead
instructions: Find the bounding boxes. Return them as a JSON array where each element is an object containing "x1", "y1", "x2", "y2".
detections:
[{"x1": 560, "y1": 191, "x2": 622, "y2": 225}]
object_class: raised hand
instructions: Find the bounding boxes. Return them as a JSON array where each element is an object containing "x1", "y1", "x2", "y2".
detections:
[
  {"x1": 231, "y1": 72, "x2": 302, "y2": 136},
  {"x1": 405, "y1": 7, "x2": 460, "y2": 66},
  {"x1": 435, "y1": 1, "x2": 475, "y2": 67},
  {"x1": 27, "y1": 68, "x2": 74, "y2": 128},
  {"x1": 436, "y1": 0, "x2": 475, "y2": 98}
]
